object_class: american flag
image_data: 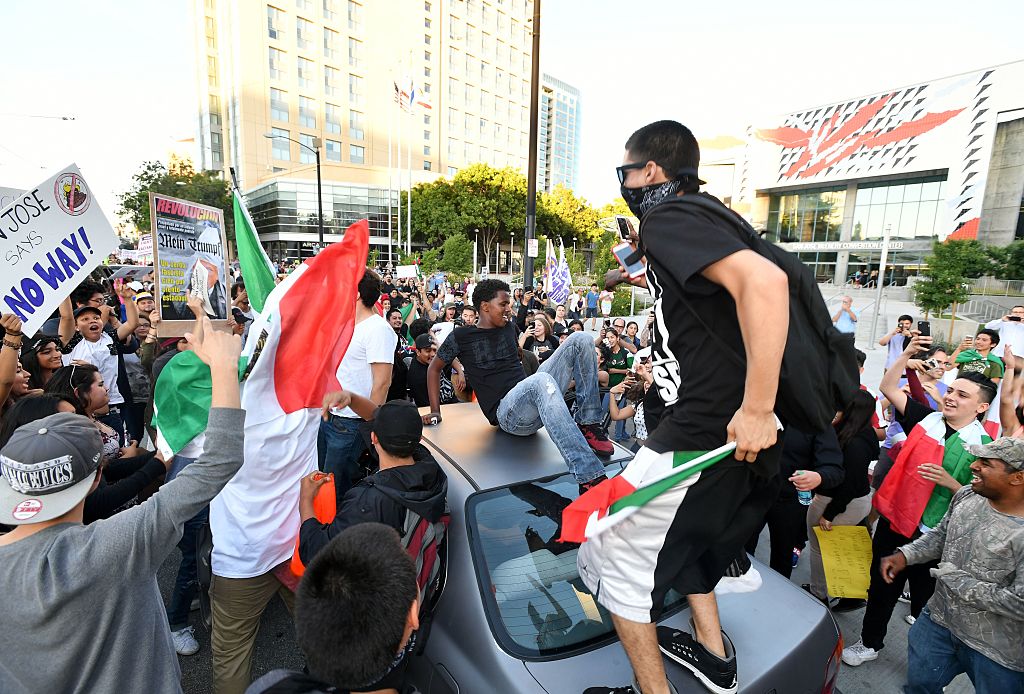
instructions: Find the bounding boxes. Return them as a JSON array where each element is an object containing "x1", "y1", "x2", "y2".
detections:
[{"x1": 393, "y1": 81, "x2": 410, "y2": 112}]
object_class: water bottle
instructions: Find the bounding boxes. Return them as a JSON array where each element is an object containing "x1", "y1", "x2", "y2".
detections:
[{"x1": 795, "y1": 470, "x2": 813, "y2": 506}]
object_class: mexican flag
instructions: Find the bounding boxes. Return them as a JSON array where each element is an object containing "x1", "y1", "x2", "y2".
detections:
[
  {"x1": 873, "y1": 411, "x2": 990, "y2": 537},
  {"x1": 233, "y1": 189, "x2": 276, "y2": 313},
  {"x1": 153, "y1": 220, "x2": 368, "y2": 577},
  {"x1": 561, "y1": 442, "x2": 738, "y2": 543}
]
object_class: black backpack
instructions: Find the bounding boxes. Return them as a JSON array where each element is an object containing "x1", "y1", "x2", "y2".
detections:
[{"x1": 652, "y1": 193, "x2": 860, "y2": 433}]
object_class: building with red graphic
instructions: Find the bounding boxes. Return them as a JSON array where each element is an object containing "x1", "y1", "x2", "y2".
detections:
[{"x1": 720, "y1": 60, "x2": 1024, "y2": 284}]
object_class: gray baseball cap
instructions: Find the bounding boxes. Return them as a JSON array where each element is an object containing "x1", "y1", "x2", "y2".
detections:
[
  {"x1": 966, "y1": 437, "x2": 1024, "y2": 471},
  {"x1": 0, "y1": 413, "x2": 103, "y2": 525}
]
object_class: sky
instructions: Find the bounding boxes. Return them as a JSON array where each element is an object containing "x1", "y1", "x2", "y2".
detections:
[{"x1": 1, "y1": 0, "x2": 1022, "y2": 221}]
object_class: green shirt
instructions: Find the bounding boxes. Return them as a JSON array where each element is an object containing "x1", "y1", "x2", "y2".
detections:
[{"x1": 606, "y1": 347, "x2": 629, "y2": 387}]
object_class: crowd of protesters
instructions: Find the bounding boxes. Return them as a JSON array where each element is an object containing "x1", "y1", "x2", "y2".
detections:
[{"x1": 1, "y1": 119, "x2": 1022, "y2": 694}]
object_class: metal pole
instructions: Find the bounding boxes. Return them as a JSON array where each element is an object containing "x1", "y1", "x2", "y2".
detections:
[
  {"x1": 406, "y1": 107, "x2": 412, "y2": 255},
  {"x1": 630, "y1": 285, "x2": 636, "y2": 317},
  {"x1": 522, "y1": 0, "x2": 541, "y2": 289},
  {"x1": 868, "y1": 224, "x2": 892, "y2": 348},
  {"x1": 315, "y1": 146, "x2": 324, "y2": 249},
  {"x1": 509, "y1": 235, "x2": 514, "y2": 275},
  {"x1": 473, "y1": 233, "x2": 477, "y2": 278},
  {"x1": 387, "y1": 91, "x2": 393, "y2": 265}
]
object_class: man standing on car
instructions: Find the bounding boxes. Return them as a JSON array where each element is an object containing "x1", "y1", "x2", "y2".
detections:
[{"x1": 580, "y1": 120, "x2": 788, "y2": 694}]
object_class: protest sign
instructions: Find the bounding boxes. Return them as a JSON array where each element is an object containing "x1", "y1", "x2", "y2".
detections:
[
  {"x1": 814, "y1": 525, "x2": 873, "y2": 599},
  {"x1": 149, "y1": 192, "x2": 229, "y2": 334},
  {"x1": 1, "y1": 165, "x2": 119, "y2": 336},
  {"x1": 396, "y1": 264, "x2": 419, "y2": 279},
  {"x1": 0, "y1": 186, "x2": 21, "y2": 210}
]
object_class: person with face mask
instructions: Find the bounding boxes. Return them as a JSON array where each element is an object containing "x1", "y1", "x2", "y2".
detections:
[{"x1": 582, "y1": 121, "x2": 790, "y2": 694}]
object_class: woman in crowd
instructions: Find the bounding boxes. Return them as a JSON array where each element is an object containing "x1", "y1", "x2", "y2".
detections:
[
  {"x1": 0, "y1": 394, "x2": 77, "y2": 448},
  {"x1": 43, "y1": 363, "x2": 167, "y2": 523},
  {"x1": 805, "y1": 390, "x2": 879, "y2": 609},
  {"x1": 1, "y1": 315, "x2": 34, "y2": 417},
  {"x1": 607, "y1": 360, "x2": 655, "y2": 450},
  {"x1": 20, "y1": 335, "x2": 64, "y2": 390},
  {"x1": 568, "y1": 319, "x2": 585, "y2": 333},
  {"x1": 600, "y1": 327, "x2": 632, "y2": 441},
  {"x1": 520, "y1": 314, "x2": 560, "y2": 364}
]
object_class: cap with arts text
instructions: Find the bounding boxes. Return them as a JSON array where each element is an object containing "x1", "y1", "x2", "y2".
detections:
[
  {"x1": 0, "y1": 413, "x2": 103, "y2": 525},
  {"x1": 967, "y1": 437, "x2": 1024, "y2": 471}
]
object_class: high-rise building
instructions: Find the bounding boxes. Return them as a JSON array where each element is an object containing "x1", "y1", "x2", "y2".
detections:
[
  {"x1": 193, "y1": 0, "x2": 537, "y2": 261},
  {"x1": 537, "y1": 73, "x2": 580, "y2": 193}
]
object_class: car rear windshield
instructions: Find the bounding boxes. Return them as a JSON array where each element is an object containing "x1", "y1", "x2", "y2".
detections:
[{"x1": 466, "y1": 474, "x2": 686, "y2": 659}]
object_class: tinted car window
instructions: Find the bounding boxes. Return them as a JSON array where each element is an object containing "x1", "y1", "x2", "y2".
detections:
[{"x1": 467, "y1": 474, "x2": 685, "y2": 658}]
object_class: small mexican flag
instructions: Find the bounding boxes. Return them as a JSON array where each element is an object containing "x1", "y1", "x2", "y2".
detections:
[{"x1": 561, "y1": 443, "x2": 738, "y2": 543}]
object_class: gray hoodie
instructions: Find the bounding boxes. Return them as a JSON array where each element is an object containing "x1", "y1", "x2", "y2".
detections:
[{"x1": 0, "y1": 408, "x2": 245, "y2": 694}]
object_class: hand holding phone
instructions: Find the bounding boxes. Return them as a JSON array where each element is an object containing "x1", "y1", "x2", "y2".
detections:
[{"x1": 613, "y1": 242, "x2": 646, "y2": 279}]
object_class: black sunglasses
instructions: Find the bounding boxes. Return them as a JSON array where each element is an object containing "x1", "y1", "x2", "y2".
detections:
[{"x1": 616, "y1": 162, "x2": 647, "y2": 185}]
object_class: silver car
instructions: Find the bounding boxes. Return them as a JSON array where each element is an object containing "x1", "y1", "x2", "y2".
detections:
[{"x1": 407, "y1": 403, "x2": 843, "y2": 694}]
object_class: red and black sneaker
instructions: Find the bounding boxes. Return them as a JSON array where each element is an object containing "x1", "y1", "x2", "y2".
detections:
[
  {"x1": 579, "y1": 423, "x2": 614, "y2": 457},
  {"x1": 578, "y1": 474, "x2": 608, "y2": 497}
]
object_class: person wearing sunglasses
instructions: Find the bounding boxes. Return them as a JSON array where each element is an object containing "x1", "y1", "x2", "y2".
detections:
[{"x1": 582, "y1": 121, "x2": 790, "y2": 694}]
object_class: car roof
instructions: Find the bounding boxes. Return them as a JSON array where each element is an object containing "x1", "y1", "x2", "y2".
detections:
[{"x1": 420, "y1": 402, "x2": 633, "y2": 491}]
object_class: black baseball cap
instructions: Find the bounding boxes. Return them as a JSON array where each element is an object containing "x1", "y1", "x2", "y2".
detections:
[
  {"x1": 73, "y1": 306, "x2": 102, "y2": 319},
  {"x1": 372, "y1": 401, "x2": 422, "y2": 456},
  {"x1": 414, "y1": 334, "x2": 434, "y2": 350},
  {"x1": 231, "y1": 307, "x2": 252, "y2": 323}
]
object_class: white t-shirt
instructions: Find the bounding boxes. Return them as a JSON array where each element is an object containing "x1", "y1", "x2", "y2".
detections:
[
  {"x1": 600, "y1": 290, "x2": 614, "y2": 315},
  {"x1": 331, "y1": 313, "x2": 397, "y2": 418},
  {"x1": 984, "y1": 318, "x2": 1024, "y2": 358},
  {"x1": 63, "y1": 332, "x2": 124, "y2": 405}
]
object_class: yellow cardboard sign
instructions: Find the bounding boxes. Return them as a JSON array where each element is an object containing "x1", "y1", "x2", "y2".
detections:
[{"x1": 814, "y1": 525, "x2": 873, "y2": 599}]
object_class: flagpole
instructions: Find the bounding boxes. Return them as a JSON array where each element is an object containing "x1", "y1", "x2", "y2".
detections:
[
  {"x1": 387, "y1": 80, "x2": 394, "y2": 267},
  {"x1": 396, "y1": 82, "x2": 402, "y2": 263},
  {"x1": 406, "y1": 100, "x2": 412, "y2": 256}
]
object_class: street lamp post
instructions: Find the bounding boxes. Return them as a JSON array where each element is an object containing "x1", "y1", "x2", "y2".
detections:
[
  {"x1": 264, "y1": 132, "x2": 324, "y2": 250},
  {"x1": 473, "y1": 228, "x2": 479, "y2": 279},
  {"x1": 522, "y1": 0, "x2": 541, "y2": 290}
]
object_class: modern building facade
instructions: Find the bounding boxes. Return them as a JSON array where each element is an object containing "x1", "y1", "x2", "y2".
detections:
[
  {"x1": 192, "y1": 0, "x2": 539, "y2": 260},
  {"x1": 537, "y1": 73, "x2": 580, "y2": 193},
  {"x1": 712, "y1": 61, "x2": 1024, "y2": 284}
]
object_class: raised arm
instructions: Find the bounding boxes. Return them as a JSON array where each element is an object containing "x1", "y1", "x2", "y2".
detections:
[
  {"x1": 114, "y1": 279, "x2": 139, "y2": 342},
  {"x1": 58, "y1": 296, "x2": 75, "y2": 346},
  {"x1": 0, "y1": 314, "x2": 23, "y2": 405},
  {"x1": 880, "y1": 334, "x2": 930, "y2": 416}
]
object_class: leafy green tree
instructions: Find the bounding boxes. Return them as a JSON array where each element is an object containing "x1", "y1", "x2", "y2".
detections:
[
  {"x1": 418, "y1": 248, "x2": 441, "y2": 274},
  {"x1": 117, "y1": 160, "x2": 233, "y2": 239},
  {"x1": 987, "y1": 241, "x2": 1024, "y2": 279},
  {"x1": 539, "y1": 184, "x2": 602, "y2": 244},
  {"x1": 915, "y1": 239, "x2": 991, "y2": 330},
  {"x1": 439, "y1": 232, "x2": 473, "y2": 276}
]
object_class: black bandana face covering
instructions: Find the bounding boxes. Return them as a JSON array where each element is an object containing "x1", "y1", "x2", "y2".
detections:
[{"x1": 620, "y1": 179, "x2": 682, "y2": 218}]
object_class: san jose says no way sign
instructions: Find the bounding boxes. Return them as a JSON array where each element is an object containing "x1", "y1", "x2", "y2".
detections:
[{"x1": 1, "y1": 164, "x2": 119, "y2": 336}]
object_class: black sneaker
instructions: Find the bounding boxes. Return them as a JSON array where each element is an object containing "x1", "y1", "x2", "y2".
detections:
[
  {"x1": 583, "y1": 678, "x2": 678, "y2": 694},
  {"x1": 658, "y1": 624, "x2": 737, "y2": 694}
]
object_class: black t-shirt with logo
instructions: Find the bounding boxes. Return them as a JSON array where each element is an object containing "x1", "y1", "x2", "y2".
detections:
[
  {"x1": 638, "y1": 198, "x2": 782, "y2": 476},
  {"x1": 437, "y1": 322, "x2": 525, "y2": 425},
  {"x1": 521, "y1": 335, "x2": 560, "y2": 364}
]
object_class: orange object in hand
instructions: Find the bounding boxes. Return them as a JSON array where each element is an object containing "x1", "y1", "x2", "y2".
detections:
[{"x1": 289, "y1": 473, "x2": 337, "y2": 577}]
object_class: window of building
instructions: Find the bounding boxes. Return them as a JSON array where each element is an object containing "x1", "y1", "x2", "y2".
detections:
[
  {"x1": 323, "y1": 27, "x2": 339, "y2": 57},
  {"x1": 424, "y1": 33, "x2": 431, "y2": 45},
  {"x1": 299, "y1": 96, "x2": 316, "y2": 128},
  {"x1": 270, "y1": 88, "x2": 289, "y2": 121},
  {"x1": 210, "y1": 132, "x2": 223, "y2": 165},
  {"x1": 325, "y1": 103, "x2": 341, "y2": 133},
  {"x1": 464, "y1": 141, "x2": 474, "y2": 161},
  {"x1": 466, "y1": 23, "x2": 477, "y2": 47},
  {"x1": 850, "y1": 176, "x2": 947, "y2": 242},
  {"x1": 424, "y1": 114, "x2": 431, "y2": 125},
  {"x1": 424, "y1": 66, "x2": 431, "y2": 78},
  {"x1": 424, "y1": 50, "x2": 431, "y2": 61},
  {"x1": 271, "y1": 128, "x2": 290, "y2": 160},
  {"x1": 464, "y1": 112, "x2": 473, "y2": 134},
  {"x1": 209, "y1": 94, "x2": 222, "y2": 126},
  {"x1": 423, "y1": 129, "x2": 431, "y2": 141},
  {"x1": 298, "y1": 57, "x2": 314, "y2": 87},
  {"x1": 479, "y1": 117, "x2": 487, "y2": 134},
  {"x1": 325, "y1": 139, "x2": 341, "y2": 161},
  {"x1": 448, "y1": 77, "x2": 457, "y2": 100},
  {"x1": 764, "y1": 186, "x2": 846, "y2": 244},
  {"x1": 423, "y1": 82, "x2": 431, "y2": 94},
  {"x1": 296, "y1": 16, "x2": 313, "y2": 49},
  {"x1": 348, "y1": 73, "x2": 363, "y2": 104},
  {"x1": 268, "y1": 47, "x2": 285, "y2": 80},
  {"x1": 346, "y1": 0, "x2": 361, "y2": 30},
  {"x1": 323, "y1": 0, "x2": 337, "y2": 21},
  {"x1": 348, "y1": 37, "x2": 362, "y2": 68},
  {"x1": 297, "y1": 0, "x2": 312, "y2": 9},
  {"x1": 425, "y1": 1, "x2": 432, "y2": 11},
  {"x1": 425, "y1": 18, "x2": 432, "y2": 28},
  {"x1": 447, "y1": 138, "x2": 457, "y2": 159},
  {"x1": 349, "y1": 110, "x2": 364, "y2": 139},
  {"x1": 324, "y1": 65, "x2": 340, "y2": 96},
  {"x1": 267, "y1": 5, "x2": 284, "y2": 39},
  {"x1": 423, "y1": 160, "x2": 432, "y2": 171},
  {"x1": 205, "y1": 17, "x2": 217, "y2": 49},
  {"x1": 448, "y1": 166, "x2": 458, "y2": 177},
  {"x1": 350, "y1": 144, "x2": 365, "y2": 164},
  {"x1": 424, "y1": 145, "x2": 431, "y2": 156},
  {"x1": 207, "y1": 55, "x2": 219, "y2": 87},
  {"x1": 448, "y1": 46, "x2": 458, "y2": 70},
  {"x1": 300, "y1": 134, "x2": 317, "y2": 164}
]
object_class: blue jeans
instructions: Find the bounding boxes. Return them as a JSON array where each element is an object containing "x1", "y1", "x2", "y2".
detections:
[
  {"x1": 318, "y1": 414, "x2": 366, "y2": 498},
  {"x1": 496, "y1": 331, "x2": 605, "y2": 484},
  {"x1": 165, "y1": 455, "x2": 208, "y2": 631},
  {"x1": 602, "y1": 391, "x2": 629, "y2": 440},
  {"x1": 905, "y1": 608, "x2": 1024, "y2": 693}
]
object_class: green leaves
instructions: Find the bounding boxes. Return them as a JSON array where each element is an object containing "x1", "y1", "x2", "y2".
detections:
[
  {"x1": 117, "y1": 159, "x2": 233, "y2": 240},
  {"x1": 915, "y1": 239, "x2": 993, "y2": 315}
]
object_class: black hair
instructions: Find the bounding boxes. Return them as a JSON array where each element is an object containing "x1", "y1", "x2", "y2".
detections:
[
  {"x1": 70, "y1": 280, "x2": 105, "y2": 308},
  {"x1": 624, "y1": 120, "x2": 701, "y2": 192},
  {"x1": 43, "y1": 364, "x2": 100, "y2": 414},
  {"x1": 358, "y1": 268, "x2": 382, "y2": 309},
  {"x1": 296, "y1": 524, "x2": 418, "y2": 689},
  {"x1": 543, "y1": 307, "x2": 556, "y2": 320},
  {"x1": 976, "y1": 328, "x2": 1000, "y2": 346},
  {"x1": 386, "y1": 308, "x2": 402, "y2": 320},
  {"x1": 854, "y1": 349, "x2": 867, "y2": 368},
  {"x1": 0, "y1": 395, "x2": 67, "y2": 449},
  {"x1": 473, "y1": 279, "x2": 511, "y2": 309},
  {"x1": 957, "y1": 371, "x2": 997, "y2": 405},
  {"x1": 409, "y1": 318, "x2": 431, "y2": 340},
  {"x1": 898, "y1": 314, "x2": 913, "y2": 323},
  {"x1": 20, "y1": 336, "x2": 61, "y2": 389},
  {"x1": 231, "y1": 282, "x2": 246, "y2": 299},
  {"x1": 626, "y1": 321, "x2": 639, "y2": 332},
  {"x1": 461, "y1": 305, "x2": 478, "y2": 315},
  {"x1": 835, "y1": 390, "x2": 877, "y2": 447},
  {"x1": 568, "y1": 319, "x2": 585, "y2": 332}
]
